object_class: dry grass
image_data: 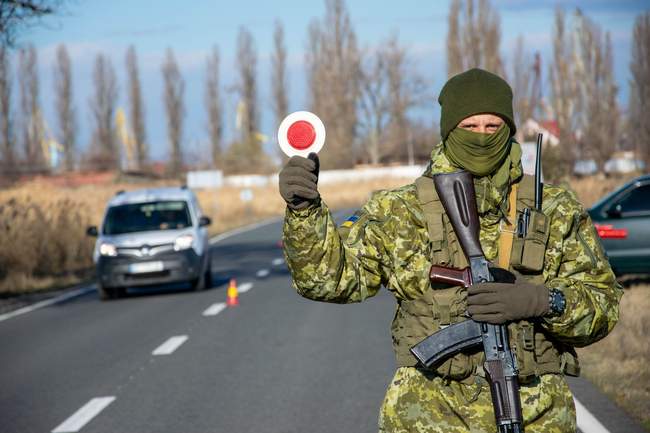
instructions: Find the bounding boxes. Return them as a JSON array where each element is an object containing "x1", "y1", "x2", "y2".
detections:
[
  {"x1": 0, "y1": 173, "x2": 634, "y2": 296},
  {"x1": 566, "y1": 174, "x2": 637, "y2": 208},
  {"x1": 577, "y1": 283, "x2": 650, "y2": 429},
  {"x1": 0, "y1": 175, "x2": 410, "y2": 295}
]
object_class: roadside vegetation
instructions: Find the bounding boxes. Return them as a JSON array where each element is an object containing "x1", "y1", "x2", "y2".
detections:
[
  {"x1": 577, "y1": 282, "x2": 650, "y2": 430},
  {"x1": 0, "y1": 173, "x2": 411, "y2": 295},
  {"x1": 0, "y1": 174, "x2": 631, "y2": 295}
]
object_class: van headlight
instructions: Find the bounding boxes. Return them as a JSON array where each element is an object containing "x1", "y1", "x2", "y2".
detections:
[
  {"x1": 174, "y1": 234, "x2": 194, "y2": 251},
  {"x1": 99, "y1": 242, "x2": 118, "y2": 257}
]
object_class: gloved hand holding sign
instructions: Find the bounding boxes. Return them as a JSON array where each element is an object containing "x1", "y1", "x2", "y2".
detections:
[{"x1": 277, "y1": 111, "x2": 325, "y2": 210}]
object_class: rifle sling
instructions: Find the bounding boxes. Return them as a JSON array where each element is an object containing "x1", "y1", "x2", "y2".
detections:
[{"x1": 498, "y1": 183, "x2": 518, "y2": 269}]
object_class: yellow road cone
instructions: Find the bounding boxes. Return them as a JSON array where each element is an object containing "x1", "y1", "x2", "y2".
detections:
[{"x1": 226, "y1": 278, "x2": 239, "y2": 307}]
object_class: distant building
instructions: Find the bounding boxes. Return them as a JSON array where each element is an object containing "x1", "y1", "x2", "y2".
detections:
[{"x1": 521, "y1": 118, "x2": 560, "y2": 147}]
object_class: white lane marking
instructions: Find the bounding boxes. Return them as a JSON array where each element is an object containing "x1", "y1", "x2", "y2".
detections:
[
  {"x1": 256, "y1": 269, "x2": 270, "y2": 278},
  {"x1": 52, "y1": 396, "x2": 115, "y2": 433},
  {"x1": 152, "y1": 335, "x2": 188, "y2": 356},
  {"x1": 209, "y1": 217, "x2": 282, "y2": 244},
  {"x1": 0, "y1": 286, "x2": 95, "y2": 323},
  {"x1": 272, "y1": 258, "x2": 284, "y2": 266},
  {"x1": 202, "y1": 302, "x2": 226, "y2": 316},
  {"x1": 238, "y1": 282, "x2": 254, "y2": 293},
  {"x1": 575, "y1": 397, "x2": 611, "y2": 433}
]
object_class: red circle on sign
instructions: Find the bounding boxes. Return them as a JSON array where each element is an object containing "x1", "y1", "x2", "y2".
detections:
[{"x1": 287, "y1": 120, "x2": 316, "y2": 150}]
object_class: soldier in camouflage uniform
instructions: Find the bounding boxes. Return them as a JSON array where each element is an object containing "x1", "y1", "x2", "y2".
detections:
[{"x1": 278, "y1": 68, "x2": 622, "y2": 433}]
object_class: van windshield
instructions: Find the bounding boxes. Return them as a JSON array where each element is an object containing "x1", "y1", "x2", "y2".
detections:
[{"x1": 103, "y1": 201, "x2": 192, "y2": 235}]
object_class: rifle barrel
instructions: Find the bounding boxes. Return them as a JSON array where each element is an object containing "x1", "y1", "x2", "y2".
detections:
[{"x1": 535, "y1": 133, "x2": 543, "y2": 211}]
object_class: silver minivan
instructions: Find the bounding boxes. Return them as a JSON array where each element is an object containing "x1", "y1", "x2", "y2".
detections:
[{"x1": 87, "y1": 187, "x2": 212, "y2": 300}]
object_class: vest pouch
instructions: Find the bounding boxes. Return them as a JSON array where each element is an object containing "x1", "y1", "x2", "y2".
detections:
[
  {"x1": 391, "y1": 295, "x2": 439, "y2": 368},
  {"x1": 512, "y1": 210, "x2": 549, "y2": 272},
  {"x1": 561, "y1": 347, "x2": 581, "y2": 377},
  {"x1": 428, "y1": 287, "x2": 478, "y2": 381},
  {"x1": 508, "y1": 321, "x2": 538, "y2": 383}
]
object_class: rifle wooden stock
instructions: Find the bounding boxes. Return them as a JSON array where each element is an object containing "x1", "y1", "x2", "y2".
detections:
[{"x1": 433, "y1": 171, "x2": 483, "y2": 259}]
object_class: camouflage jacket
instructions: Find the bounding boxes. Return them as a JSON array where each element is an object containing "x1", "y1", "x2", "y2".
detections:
[{"x1": 283, "y1": 171, "x2": 622, "y2": 349}]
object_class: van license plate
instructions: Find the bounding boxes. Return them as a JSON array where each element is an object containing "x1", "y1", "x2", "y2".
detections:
[{"x1": 128, "y1": 261, "x2": 164, "y2": 274}]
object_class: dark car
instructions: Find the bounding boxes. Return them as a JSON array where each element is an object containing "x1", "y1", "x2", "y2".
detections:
[{"x1": 588, "y1": 174, "x2": 650, "y2": 275}]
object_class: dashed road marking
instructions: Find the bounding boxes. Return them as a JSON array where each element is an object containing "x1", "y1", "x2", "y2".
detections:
[
  {"x1": 238, "y1": 282, "x2": 254, "y2": 293},
  {"x1": 0, "y1": 286, "x2": 95, "y2": 323},
  {"x1": 202, "y1": 303, "x2": 226, "y2": 316},
  {"x1": 152, "y1": 335, "x2": 188, "y2": 356},
  {"x1": 272, "y1": 258, "x2": 284, "y2": 266},
  {"x1": 52, "y1": 396, "x2": 115, "y2": 432},
  {"x1": 256, "y1": 269, "x2": 270, "y2": 278},
  {"x1": 575, "y1": 397, "x2": 611, "y2": 433}
]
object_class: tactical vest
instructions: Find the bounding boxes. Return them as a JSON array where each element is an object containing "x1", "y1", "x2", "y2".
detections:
[{"x1": 391, "y1": 174, "x2": 580, "y2": 383}]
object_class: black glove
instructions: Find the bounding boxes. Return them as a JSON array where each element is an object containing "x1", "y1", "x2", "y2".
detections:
[
  {"x1": 467, "y1": 279, "x2": 549, "y2": 324},
  {"x1": 279, "y1": 153, "x2": 320, "y2": 210}
]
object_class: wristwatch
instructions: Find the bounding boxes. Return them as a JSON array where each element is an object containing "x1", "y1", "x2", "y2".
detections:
[{"x1": 547, "y1": 289, "x2": 566, "y2": 317}]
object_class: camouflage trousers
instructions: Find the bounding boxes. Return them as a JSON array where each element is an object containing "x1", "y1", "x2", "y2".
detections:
[{"x1": 378, "y1": 368, "x2": 576, "y2": 433}]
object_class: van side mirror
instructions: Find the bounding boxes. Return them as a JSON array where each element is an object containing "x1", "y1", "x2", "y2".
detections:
[
  {"x1": 86, "y1": 226, "x2": 99, "y2": 237},
  {"x1": 199, "y1": 216, "x2": 212, "y2": 227}
]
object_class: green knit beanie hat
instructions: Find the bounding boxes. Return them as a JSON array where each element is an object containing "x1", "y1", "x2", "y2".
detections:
[{"x1": 438, "y1": 68, "x2": 516, "y2": 141}]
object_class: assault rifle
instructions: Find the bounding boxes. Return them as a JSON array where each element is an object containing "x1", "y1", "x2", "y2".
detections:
[{"x1": 410, "y1": 171, "x2": 524, "y2": 433}]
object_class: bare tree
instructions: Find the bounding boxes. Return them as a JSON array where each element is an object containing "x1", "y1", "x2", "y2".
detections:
[
  {"x1": 510, "y1": 36, "x2": 542, "y2": 140},
  {"x1": 54, "y1": 44, "x2": 75, "y2": 171},
  {"x1": 162, "y1": 47, "x2": 184, "y2": 175},
  {"x1": 629, "y1": 12, "x2": 650, "y2": 168},
  {"x1": 0, "y1": 44, "x2": 14, "y2": 171},
  {"x1": 358, "y1": 36, "x2": 428, "y2": 165},
  {"x1": 306, "y1": 0, "x2": 361, "y2": 168},
  {"x1": 271, "y1": 20, "x2": 289, "y2": 163},
  {"x1": 236, "y1": 27, "x2": 258, "y2": 146},
  {"x1": 446, "y1": 0, "x2": 503, "y2": 77},
  {"x1": 358, "y1": 48, "x2": 389, "y2": 165},
  {"x1": 548, "y1": 8, "x2": 580, "y2": 178},
  {"x1": 384, "y1": 37, "x2": 429, "y2": 163},
  {"x1": 549, "y1": 8, "x2": 619, "y2": 174},
  {"x1": 447, "y1": 0, "x2": 463, "y2": 78},
  {"x1": 89, "y1": 53, "x2": 118, "y2": 170},
  {"x1": 204, "y1": 45, "x2": 222, "y2": 169},
  {"x1": 126, "y1": 45, "x2": 147, "y2": 169},
  {"x1": 0, "y1": 0, "x2": 63, "y2": 46},
  {"x1": 18, "y1": 44, "x2": 44, "y2": 170},
  {"x1": 225, "y1": 27, "x2": 270, "y2": 173},
  {"x1": 271, "y1": 21, "x2": 288, "y2": 130},
  {"x1": 573, "y1": 10, "x2": 618, "y2": 168}
]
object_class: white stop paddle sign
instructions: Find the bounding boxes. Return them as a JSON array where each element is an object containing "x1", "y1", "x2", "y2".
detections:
[{"x1": 277, "y1": 111, "x2": 326, "y2": 158}]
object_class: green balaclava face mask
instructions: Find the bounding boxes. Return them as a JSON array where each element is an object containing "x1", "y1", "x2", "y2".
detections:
[{"x1": 444, "y1": 123, "x2": 512, "y2": 177}]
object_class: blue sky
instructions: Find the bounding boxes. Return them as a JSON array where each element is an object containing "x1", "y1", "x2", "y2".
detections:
[{"x1": 16, "y1": 0, "x2": 649, "y2": 161}]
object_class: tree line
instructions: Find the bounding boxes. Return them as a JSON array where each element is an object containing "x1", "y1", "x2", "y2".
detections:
[{"x1": 0, "y1": 0, "x2": 649, "y2": 178}]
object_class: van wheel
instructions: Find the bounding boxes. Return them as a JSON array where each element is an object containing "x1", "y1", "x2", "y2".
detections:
[
  {"x1": 98, "y1": 285, "x2": 125, "y2": 300},
  {"x1": 193, "y1": 254, "x2": 211, "y2": 291},
  {"x1": 204, "y1": 258, "x2": 213, "y2": 289},
  {"x1": 98, "y1": 284, "x2": 114, "y2": 300},
  {"x1": 192, "y1": 273, "x2": 206, "y2": 291}
]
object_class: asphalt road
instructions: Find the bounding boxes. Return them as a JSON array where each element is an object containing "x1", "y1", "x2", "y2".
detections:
[{"x1": 0, "y1": 214, "x2": 645, "y2": 433}]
